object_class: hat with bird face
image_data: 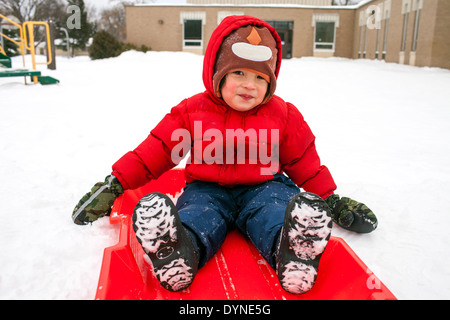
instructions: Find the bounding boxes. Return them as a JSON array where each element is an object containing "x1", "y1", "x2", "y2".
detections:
[{"x1": 213, "y1": 24, "x2": 279, "y2": 103}]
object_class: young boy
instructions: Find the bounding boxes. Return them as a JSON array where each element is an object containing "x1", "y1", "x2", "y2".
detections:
[{"x1": 72, "y1": 15, "x2": 378, "y2": 295}]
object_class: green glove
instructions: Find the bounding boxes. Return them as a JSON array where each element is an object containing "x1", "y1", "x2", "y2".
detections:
[
  {"x1": 72, "y1": 175, "x2": 124, "y2": 225},
  {"x1": 326, "y1": 194, "x2": 378, "y2": 233}
]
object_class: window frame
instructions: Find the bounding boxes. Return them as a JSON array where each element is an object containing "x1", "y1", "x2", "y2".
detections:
[
  {"x1": 314, "y1": 21, "x2": 336, "y2": 52},
  {"x1": 182, "y1": 19, "x2": 203, "y2": 49}
]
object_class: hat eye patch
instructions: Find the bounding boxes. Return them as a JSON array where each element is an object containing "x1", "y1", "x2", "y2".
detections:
[{"x1": 231, "y1": 42, "x2": 273, "y2": 62}]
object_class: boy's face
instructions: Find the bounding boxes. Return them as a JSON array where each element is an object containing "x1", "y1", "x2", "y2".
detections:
[{"x1": 220, "y1": 69, "x2": 269, "y2": 112}]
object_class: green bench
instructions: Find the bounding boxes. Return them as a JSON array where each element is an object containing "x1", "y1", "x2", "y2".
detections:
[
  {"x1": 0, "y1": 68, "x2": 59, "y2": 85},
  {"x1": 1, "y1": 53, "x2": 59, "y2": 85}
]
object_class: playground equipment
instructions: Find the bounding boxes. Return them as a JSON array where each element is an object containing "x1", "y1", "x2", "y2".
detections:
[{"x1": 0, "y1": 14, "x2": 59, "y2": 85}]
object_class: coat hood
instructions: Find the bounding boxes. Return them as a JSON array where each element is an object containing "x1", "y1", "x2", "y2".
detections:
[{"x1": 202, "y1": 15, "x2": 283, "y2": 105}]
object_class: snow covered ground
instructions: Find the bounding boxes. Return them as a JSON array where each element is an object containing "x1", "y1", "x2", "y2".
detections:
[{"x1": 1, "y1": 51, "x2": 449, "y2": 300}]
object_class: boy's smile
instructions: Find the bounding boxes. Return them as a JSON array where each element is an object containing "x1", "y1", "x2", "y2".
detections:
[{"x1": 220, "y1": 69, "x2": 269, "y2": 112}]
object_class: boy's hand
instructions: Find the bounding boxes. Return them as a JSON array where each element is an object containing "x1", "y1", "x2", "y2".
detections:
[
  {"x1": 325, "y1": 194, "x2": 378, "y2": 233},
  {"x1": 72, "y1": 175, "x2": 124, "y2": 225}
]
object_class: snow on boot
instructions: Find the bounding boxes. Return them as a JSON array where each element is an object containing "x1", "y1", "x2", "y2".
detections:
[
  {"x1": 132, "y1": 192, "x2": 198, "y2": 292},
  {"x1": 276, "y1": 192, "x2": 332, "y2": 294}
]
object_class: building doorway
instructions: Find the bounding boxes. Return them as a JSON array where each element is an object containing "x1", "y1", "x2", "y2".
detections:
[{"x1": 266, "y1": 20, "x2": 293, "y2": 59}]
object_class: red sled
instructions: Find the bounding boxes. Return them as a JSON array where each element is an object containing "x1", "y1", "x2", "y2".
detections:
[{"x1": 95, "y1": 169, "x2": 396, "y2": 300}]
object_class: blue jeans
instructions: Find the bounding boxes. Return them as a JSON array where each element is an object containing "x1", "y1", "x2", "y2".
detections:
[{"x1": 175, "y1": 174, "x2": 300, "y2": 269}]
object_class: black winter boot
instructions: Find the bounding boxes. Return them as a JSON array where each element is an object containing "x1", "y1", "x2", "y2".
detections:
[
  {"x1": 132, "y1": 192, "x2": 198, "y2": 292},
  {"x1": 276, "y1": 192, "x2": 332, "y2": 294}
]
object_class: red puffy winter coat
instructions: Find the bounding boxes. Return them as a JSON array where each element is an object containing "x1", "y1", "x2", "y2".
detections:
[{"x1": 112, "y1": 16, "x2": 336, "y2": 199}]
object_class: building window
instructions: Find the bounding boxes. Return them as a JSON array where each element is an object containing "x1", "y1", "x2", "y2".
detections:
[
  {"x1": 382, "y1": 18, "x2": 389, "y2": 60},
  {"x1": 363, "y1": 23, "x2": 368, "y2": 58},
  {"x1": 312, "y1": 14, "x2": 339, "y2": 53},
  {"x1": 358, "y1": 25, "x2": 363, "y2": 58},
  {"x1": 183, "y1": 19, "x2": 202, "y2": 47},
  {"x1": 358, "y1": 11, "x2": 365, "y2": 58},
  {"x1": 266, "y1": 20, "x2": 294, "y2": 59},
  {"x1": 382, "y1": 0, "x2": 391, "y2": 60},
  {"x1": 375, "y1": 11, "x2": 382, "y2": 59},
  {"x1": 314, "y1": 22, "x2": 336, "y2": 51},
  {"x1": 180, "y1": 11, "x2": 206, "y2": 49},
  {"x1": 401, "y1": 2, "x2": 410, "y2": 52},
  {"x1": 411, "y1": 0, "x2": 422, "y2": 52}
]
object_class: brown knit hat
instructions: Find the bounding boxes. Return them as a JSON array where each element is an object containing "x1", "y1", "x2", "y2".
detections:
[{"x1": 213, "y1": 24, "x2": 278, "y2": 103}]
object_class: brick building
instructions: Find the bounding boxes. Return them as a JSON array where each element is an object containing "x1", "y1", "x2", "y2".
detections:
[{"x1": 125, "y1": 0, "x2": 450, "y2": 69}]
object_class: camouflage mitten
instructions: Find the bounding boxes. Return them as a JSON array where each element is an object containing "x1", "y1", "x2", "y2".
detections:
[
  {"x1": 72, "y1": 175, "x2": 124, "y2": 225},
  {"x1": 325, "y1": 194, "x2": 378, "y2": 233}
]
